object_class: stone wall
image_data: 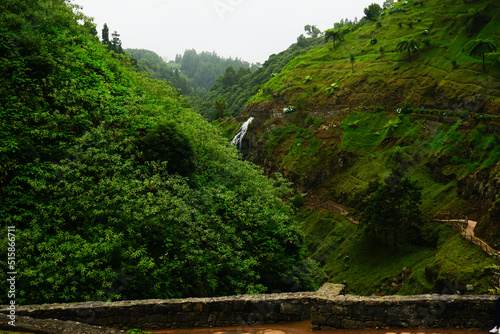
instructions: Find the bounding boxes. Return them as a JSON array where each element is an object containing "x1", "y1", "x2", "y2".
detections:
[
  {"x1": 311, "y1": 294, "x2": 498, "y2": 330},
  {"x1": 0, "y1": 286, "x2": 498, "y2": 332},
  {"x1": 1, "y1": 292, "x2": 317, "y2": 331}
]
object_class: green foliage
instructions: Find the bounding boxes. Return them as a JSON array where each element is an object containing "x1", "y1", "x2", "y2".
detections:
[
  {"x1": 205, "y1": 37, "x2": 322, "y2": 120},
  {"x1": 127, "y1": 330, "x2": 151, "y2": 334},
  {"x1": 364, "y1": 3, "x2": 383, "y2": 21},
  {"x1": 397, "y1": 103, "x2": 414, "y2": 114},
  {"x1": 0, "y1": 0, "x2": 314, "y2": 304},
  {"x1": 214, "y1": 97, "x2": 228, "y2": 119},
  {"x1": 352, "y1": 174, "x2": 424, "y2": 248},
  {"x1": 178, "y1": 49, "x2": 254, "y2": 93},
  {"x1": 304, "y1": 24, "x2": 322, "y2": 38},
  {"x1": 324, "y1": 29, "x2": 345, "y2": 49},
  {"x1": 125, "y1": 49, "x2": 192, "y2": 95},
  {"x1": 326, "y1": 83, "x2": 339, "y2": 95},
  {"x1": 349, "y1": 53, "x2": 356, "y2": 72},
  {"x1": 291, "y1": 194, "x2": 305, "y2": 208},
  {"x1": 135, "y1": 122, "x2": 196, "y2": 177},
  {"x1": 396, "y1": 38, "x2": 420, "y2": 62},
  {"x1": 467, "y1": 39, "x2": 497, "y2": 72},
  {"x1": 460, "y1": 9, "x2": 490, "y2": 35}
]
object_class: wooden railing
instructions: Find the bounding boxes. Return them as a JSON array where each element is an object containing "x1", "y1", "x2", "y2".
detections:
[
  {"x1": 434, "y1": 217, "x2": 499, "y2": 257},
  {"x1": 461, "y1": 226, "x2": 499, "y2": 256}
]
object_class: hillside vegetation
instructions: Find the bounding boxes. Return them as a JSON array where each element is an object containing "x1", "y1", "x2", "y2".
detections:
[
  {"x1": 197, "y1": 36, "x2": 323, "y2": 120},
  {"x1": 218, "y1": 0, "x2": 500, "y2": 294},
  {"x1": 247, "y1": 0, "x2": 500, "y2": 114},
  {"x1": 0, "y1": 0, "x2": 314, "y2": 304}
]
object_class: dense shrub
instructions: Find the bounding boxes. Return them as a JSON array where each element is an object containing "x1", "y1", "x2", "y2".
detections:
[
  {"x1": 291, "y1": 194, "x2": 305, "y2": 208},
  {"x1": 135, "y1": 122, "x2": 196, "y2": 176}
]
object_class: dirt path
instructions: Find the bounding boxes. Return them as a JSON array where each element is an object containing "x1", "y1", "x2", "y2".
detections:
[
  {"x1": 304, "y1": 197, "x2": 358, "y2": 224},
  {"x1": 149, "y1": 320, "x2": 484, "y2": 334},
  {"x1": 305, "y1": 199, "x2": 498, "y2": 256}
]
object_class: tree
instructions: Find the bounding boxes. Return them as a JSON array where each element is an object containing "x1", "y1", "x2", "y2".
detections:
[
  {"x1": 214, "y1": 97, "x2": 227, "y2": 119},
  {"x1": 304, "y1": 24, "x2": 321, "y2": 38},
  {"x1": 460, "y1": 9, "x2": 490, "y2": 36},
  {"x1": 101, "y1": 23, "x2": 109, "y2": 45},
  {"x1": 349, "y1": 53, "x2": 355, "y2": 72},
  {"x1": 353, "y1": 174, "x2": 423, "y2": 248},
  {"x1": 396, "y1": 38, "x2": 420, "y2": 63},
  {"x1": 383, "y1": 0, "x2": 395, "y2": 10},
  {"x1": 364, "y1": 3, "x2": 382, "y2": 22},
  {"x1": 323, "y1": 28, "x2": 344, "y2": 49},
  {"x1": 83, "y1": 21, "x2": 97, "y2": 36},
  {"x1": 468, "y1": 39, "x2": 497, "y2": 73},
  {"x1": 135, "y1": 122, "x2": 196, "y2": 177},
  {"x1": 110, "y1": 31, "x2": 123, "y2": 54}
]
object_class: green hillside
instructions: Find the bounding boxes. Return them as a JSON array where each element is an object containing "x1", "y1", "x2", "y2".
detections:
[
  {"x1": 219, "y1": 0, "x2": 500, "y2": 294},
  {"x1": 0, "y1": 0, "x2": 314, "y2": 304},
  {"x1": 247, "y1": 0, "x2": 500, "y2": 114}
]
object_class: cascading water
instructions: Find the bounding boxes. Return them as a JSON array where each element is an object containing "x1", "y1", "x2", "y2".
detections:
[{"x1": 231, "y1": 117, "x2": 254, "y2": 151}]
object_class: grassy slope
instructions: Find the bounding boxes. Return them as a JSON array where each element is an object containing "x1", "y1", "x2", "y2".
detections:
[
  {"x1": 247, "y1": 0, "x2": 500, "y2": 114},
  {"x1": 297, "y1": 209, "x2": 497, "y2": 296},
  {"x1": 218, "y1": 0, "x2": 500, "y2": 295}
]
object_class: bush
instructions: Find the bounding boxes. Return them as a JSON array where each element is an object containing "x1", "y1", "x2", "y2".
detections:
[
  {"x1": 397, "y1": 103, "x2": 414, "y2": 114},
  {"x1": 136, "y1": 122, "x2": 196, "y2": 177},
  {"x1": 291, "y1": 194, "x2": 305, "y2": 208},
  {"x1": 326, "y1": 83, "x2": 339, "y2": 95}
]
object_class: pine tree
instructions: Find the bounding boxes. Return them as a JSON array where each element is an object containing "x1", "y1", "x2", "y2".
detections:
[
  {"x1": 101, "y1": 23, "x2": 109, "y2": 45},
  {"x1": 111, "y1": 31, "x2": 123, "y2": 54}
]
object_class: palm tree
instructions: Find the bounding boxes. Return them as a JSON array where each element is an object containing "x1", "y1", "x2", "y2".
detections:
[
  {"x1": 468, "y1": 39, "x2": 497, "y2": 73},
  {"x1": 460, "y1": 9, "x2": 489, "y2": 35},
  {"x1": 323, "y1": 28, "x2": 344, "y2": 49},
  {"x1": 349, "y1": 53, "x2": 355, "y2": 72},
  {"x1": 396, "y1": 38, "x2": 420, "y2": 63}
]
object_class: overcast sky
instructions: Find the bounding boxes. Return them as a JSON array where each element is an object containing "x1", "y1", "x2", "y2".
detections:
[{"x1": 73, "y1": 0, "x2": 385, "y2": 64}]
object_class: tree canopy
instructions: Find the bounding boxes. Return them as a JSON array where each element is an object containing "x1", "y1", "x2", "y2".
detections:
[
  {"x1": 364, "y1": 3, "x2": 383, "y2": 22},
  {"x1": 324, "y1": 29, "x2": 344, "y2": 49},
  {"x1": 352, "y1": 174, "x2": 423, "y2": 248}
]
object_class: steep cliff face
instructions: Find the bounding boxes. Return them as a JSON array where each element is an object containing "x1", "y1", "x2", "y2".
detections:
[{"x1": 234, "y1": 105, "x2": 499, "y2": 236}]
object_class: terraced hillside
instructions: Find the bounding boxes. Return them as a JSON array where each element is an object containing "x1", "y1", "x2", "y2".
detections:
[
  {"x1": 246, "y1": 0, "x2": 500, "y2": 114},
  {"x1": 218, "y1": 0, "x2": 500, "y2": 294}
]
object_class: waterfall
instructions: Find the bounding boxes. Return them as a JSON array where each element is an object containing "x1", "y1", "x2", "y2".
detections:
[{"x1": 231, "y1": 117, "x2": 254, "y2": 151}]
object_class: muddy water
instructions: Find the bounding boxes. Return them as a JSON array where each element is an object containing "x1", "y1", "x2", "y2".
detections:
[{"x1": 148, "y1": 321, "x2": 484, "y2": 334}]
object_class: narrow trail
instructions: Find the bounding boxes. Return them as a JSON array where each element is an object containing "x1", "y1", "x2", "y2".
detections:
[
  {"x1": 305, "y1": 198, "x2": 499, "y2": 256},
  {"x1": 304, "y1": 198, "x2": 359, "y2": 224}
]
